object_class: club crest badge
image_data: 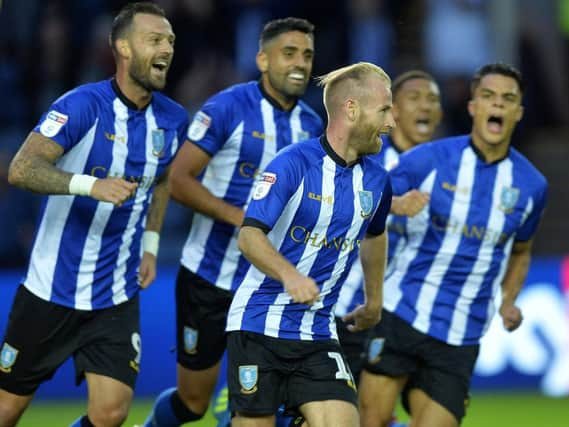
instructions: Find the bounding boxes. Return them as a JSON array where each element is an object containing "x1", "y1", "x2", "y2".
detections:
[
  {"x1": 367, "y1": 338, "x2": 385, "y2": 364},
  {"x1": 0, "y1": 343, "x2": 19, "y2": 373},
  {"x1": 239, "y1": 365, "x2": 258, "y2": 394},
  {"x1": 499, "y1": 186, "x2": 519, "y2": 213},
  {"x1": 295, "y1": 130, "x2": 310, "y2": 142},
  {"x1": 151, "y1": 129, "x2": 165, "y2": 158},
  {"x1": 359, "y1": 190, "x2": 374, "y2": 219},
  {"x1": 183, "y1": 326, "x2": 198, "y2": 355}
]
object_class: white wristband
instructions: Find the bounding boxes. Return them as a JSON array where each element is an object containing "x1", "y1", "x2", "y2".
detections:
[
  {"x1": 69, "y1": 174, "x2": 98, "y2": 196},
  {"x1": 142, "y1": 231, "x2": 160, "y2": 257}
]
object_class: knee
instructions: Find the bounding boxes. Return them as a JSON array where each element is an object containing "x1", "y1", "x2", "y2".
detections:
[
  {"x1": 176, "y1": 385, "x2": 210, "y2": 415},
  {"x1": 88, "y1": 402, "x2": 129, "y2": 427}
]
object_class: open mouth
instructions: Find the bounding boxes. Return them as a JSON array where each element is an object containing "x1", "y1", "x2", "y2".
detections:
[
  {"x1": 288, "y1": 72, "x2": 306, "y2": 83},
  {"x1": 415, "y1": 118, "x2": 431, "y2": 133},
  {"x1": 151, "y1": 60, "x2": 169, "y2": 73},
  {"x1": 487, "y1": 115, "x2": 503, "y2": 133}
]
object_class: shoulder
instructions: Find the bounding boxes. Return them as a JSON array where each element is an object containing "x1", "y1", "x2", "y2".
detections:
[
  {"x1": 151, "y1": 92, "x2": 188, "y2": 124},
  {"x1": 509, "y1": 147, "x2": 548, "y2": 191},
  {"x1": 273, "y1": 137, "x2": 322, "y2": 169},
  {"x1": 298, "y1": 100, "x2": 323, "y2": 123},
  {"x1": 210, "y1": 81, "x2": 258, "y2": 105}
]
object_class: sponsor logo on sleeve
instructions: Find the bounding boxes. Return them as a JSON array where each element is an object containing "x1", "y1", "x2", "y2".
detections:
[
  {"x1": 39, "y1": 110, "x2": 69, "y2": 138},
  {"x1": 188, "y1": 111, "x2": 211, "y2": 141},
  {"x1": 252, "y1": 172, "x2": 277, "y2": 200}
]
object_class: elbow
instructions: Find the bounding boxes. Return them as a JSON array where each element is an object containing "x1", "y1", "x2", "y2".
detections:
[
  {"x1": 167, "y1": 172, "x2": 185, "y2": 203},
  {"x1": 7, "y1": 160, "x2": 24, "y2": 188}
]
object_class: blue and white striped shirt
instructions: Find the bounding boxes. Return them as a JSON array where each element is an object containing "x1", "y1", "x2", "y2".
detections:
[
  {"x1": 226, "y1": 136, "x2": 392, "y2": 340},
  {"x1": 384, "y1": 135, "x2": 547, "y2": 345},
  {"x1": 180, "y1": 81, "x2": 323, "y2": 291},
  {"x1": 336, "y1": 136, "x2": 406, "y2": 317},
  {"x1": 24, "y1": 79, "x2": 188, "y2": 310}
]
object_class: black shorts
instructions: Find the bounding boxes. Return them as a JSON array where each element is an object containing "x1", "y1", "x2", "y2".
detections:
[
  {"x1": 364, "y1": 310, "x2": 479, "y2": 423},
  {"x1": 0, "y1": 285, "x2": 140, "y2": 395},
  {"x1": 176, "y1": 266, "x2": 233, "y2": 370},
  {"x1": 335, "y1": 316, "x2": 373, "y2": 384},
  {"x1": 227, "y1": 331, "x2": 357, "y2": 416}
]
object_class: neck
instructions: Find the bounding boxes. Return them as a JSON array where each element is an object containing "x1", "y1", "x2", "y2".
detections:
[
  {"x1": 260, "y1": 76, "x2": 295, "y2": 111},
  {"x1": 391, "y1": 128, "x2": 415, "y2": 152},
  {"x1": 470, "y1": 131, "x2": 510, "y2": 163},
  {"x1": 325, "y1": 124, "x2": 359, "y2": 166},
  {"x1": 115, "y1": 67, "x2": 152, "y2": 109}
]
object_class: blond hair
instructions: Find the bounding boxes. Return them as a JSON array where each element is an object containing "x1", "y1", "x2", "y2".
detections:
[{"x1": 317, "y1": 62, "x2": 391, "y2": 112}]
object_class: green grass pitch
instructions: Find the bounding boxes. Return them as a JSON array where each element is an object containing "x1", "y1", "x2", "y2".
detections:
[{"x1": 17, "y1": 392, "x2": 568, "y2": 426}]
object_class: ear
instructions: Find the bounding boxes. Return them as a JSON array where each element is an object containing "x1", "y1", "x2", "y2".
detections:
[
  {"x1": 467, "y1": 99, "x2": 475, "y2": 118},
  {"x1": 392, "y1": 103, "x2": 401, "y2": 122},
  {"x1": 256, "y1": 51, "x2": 268, "y2": 73},
  {"x1": 515, "y1": 105, "x2": 524, "y2": 122},
  {"x1": 117, "y1": 39, "x2": 131, "y2": 59},
  {"x1": 346, "y1": 99, "x2": 358, "y2": 122}
]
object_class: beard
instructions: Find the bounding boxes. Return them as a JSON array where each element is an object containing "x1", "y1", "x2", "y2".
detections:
[
  {"x1": 128, "y1": 54, "x2": 166, "y2": 92},
  {"x1": 268, "y1": 72, "x2": 307, "y2": 99}
]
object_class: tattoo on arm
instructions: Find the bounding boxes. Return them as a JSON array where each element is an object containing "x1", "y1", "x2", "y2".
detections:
[
  {"x1": 8, "y1": 132, "x2": 71, "y2": 194},
  {"x1": 145, "y1": 172, "x2": 170, "y2": 232}
]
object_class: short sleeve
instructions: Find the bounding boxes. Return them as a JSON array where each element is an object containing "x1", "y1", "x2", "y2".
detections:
[
  {"x1": 515, "y1": 184, "x2": 548, "y2": 242},
  {"x1": 366, "y1": 177, "x2": 393, "y2": 236},
  {"x1": 187, "y1": 92, "x2": 232, "y2": 157},
  {"x1": 33, "y1": 89, "x2": 97, "y2": 152},
  {"x1": 389, "y1": 143, "x2": 435, "y2": 196},
  {"x1": 243, "y1": 148, "x2": 303, "y2": 231}
]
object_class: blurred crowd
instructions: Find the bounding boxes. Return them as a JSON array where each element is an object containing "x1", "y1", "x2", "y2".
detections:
[{"x1": 1, "y1": 0, "x2": 568, "y2": 267}]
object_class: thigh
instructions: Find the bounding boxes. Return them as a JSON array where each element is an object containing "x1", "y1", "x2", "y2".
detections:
[
  {"x1": 335, "y1": 316, "x2": 371, "y2": 385},
  {"x1": 176, "y1": 267, "x2": 232, "y2": 370},
  {"x1": 287, "y1": 342, "x2": 357, "y2": 411},
  {"x1": 227, "y1": 332, "x2": 284, "y2": 416},
  {"x1": 412, "y1": 340, "x2": 479, "y2": 423},
  {"x1": 364, "y1": 310, "x2": 420, "y2": 377},
  {"x1": 75, "y1": 295, "x2": 140, "y2": 390},
  {"x1": 0, "y1": 286, "x2": 79, "y2": 395}
]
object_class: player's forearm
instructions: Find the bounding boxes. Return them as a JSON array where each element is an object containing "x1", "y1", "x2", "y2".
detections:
[
  {"x1": 501, "y1": 245, "x2": 531, "y2": 305},
  {"x1": 145, "y1": 177, "x2": 169, "y2": 233},
  {"x1": 238, "y1": 226, "x2": 299, "y2": 283},
  {"x1": 360, "y1": 232, "x2": 387, "y2": 309},
  {"x1": 170, "y1": 173, "x2": 244, "y2": 227}
]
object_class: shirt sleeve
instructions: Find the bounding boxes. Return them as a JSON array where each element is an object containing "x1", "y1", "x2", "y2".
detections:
[
  {"x1": 389, "y1": 143, "x2": 435, "y2": 196},
  {"x1": 243, "y1": 147, "x2": 303, "y2": 231},
  {"x1": 515, "y1": 183, "x2": 548, "y2": 242},
  {"x1": 33, "y1": 88, "x2": 97, "y2": 152},
  {"x1": 366, "y1": 177, "x2": 393, "y2": 236},
  {"x1": 187, "y1": 91, "x2": 233, "y2": 157}
]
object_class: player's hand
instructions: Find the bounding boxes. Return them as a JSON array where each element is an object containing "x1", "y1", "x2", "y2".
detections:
[
  {"x1": 90, "y1": 177, "x2": 138, "y2": 207},
  {"x1": 283, "y1": 274, "x2": 320, "y2": 305},
  {"x1": 343, "y1": 304, "x2": 381, "y2": 332},
  {"x1": 390, "y1": 191, "x2": 430, "y2": 217},
  {"x1": 138, "y1": 252, "x2": 157, "y2": 289},
  {"x1": 499, "y1": 302, "x2": 523, "y2": 331}
]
